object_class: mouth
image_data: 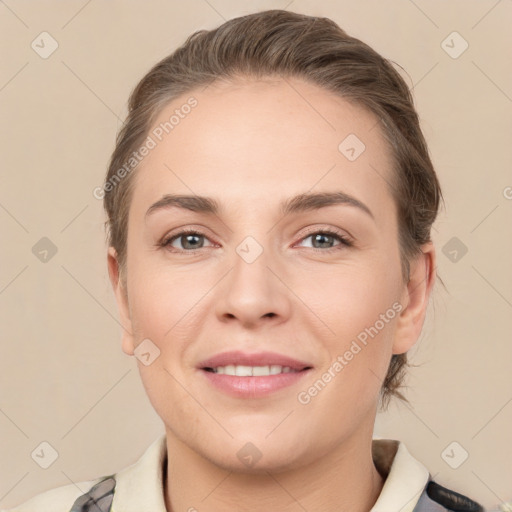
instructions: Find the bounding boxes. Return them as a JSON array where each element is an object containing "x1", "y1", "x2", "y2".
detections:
[
  {"x1": 197, "y1": 350, "x2": 313, "y2": 372},
  {"x1": 202, "y1": 364, "x2": 312, "y2": 376},
  {"x1": 197, "y1": 351, "x2": 314, "y2": 398}
]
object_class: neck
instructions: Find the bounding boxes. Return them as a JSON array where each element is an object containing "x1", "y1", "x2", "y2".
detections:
[{"x1": 163, "y1": 426, "x2": 385, "y2": 512}]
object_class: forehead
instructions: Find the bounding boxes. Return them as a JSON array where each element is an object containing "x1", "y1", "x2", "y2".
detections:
[{"x1": 129, "y1": 77, "x2": 396, "y2": 222}]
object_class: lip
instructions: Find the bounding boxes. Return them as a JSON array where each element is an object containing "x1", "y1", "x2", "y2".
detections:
[
  {"x1": 197, "y1": 350, "x2": 313, "y2": 371},
  {"x1": 200, "y1": 369, "x2": 312, "y2": 398},
  {"x1": 197, "y1": 350, "x2": 314, "y2": 399}
]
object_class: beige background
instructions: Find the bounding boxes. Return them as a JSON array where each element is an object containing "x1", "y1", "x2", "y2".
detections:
[{"x1": 1, "y1": 0, "x2": 511, "y2": 509}]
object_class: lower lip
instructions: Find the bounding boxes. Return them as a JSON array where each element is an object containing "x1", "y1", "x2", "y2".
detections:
[{"x1": 199, "y1": 369, "x2": 312, "y2": 398}]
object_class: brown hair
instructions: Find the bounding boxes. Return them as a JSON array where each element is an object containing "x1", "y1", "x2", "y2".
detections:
[{"x1": 103, "y1": 9, "x2": 443, "y2": 410}]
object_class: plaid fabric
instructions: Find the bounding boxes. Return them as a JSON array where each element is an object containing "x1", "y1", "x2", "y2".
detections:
[
  {"x1": 68, "y1": 475, "x2": 484, "y2": 512},
  {"x1": 412, "y1": 481, "x2": 485, "y2": 512},
  {"x1": 69, "y1": 476, "x2": 115, "y2": 512}
]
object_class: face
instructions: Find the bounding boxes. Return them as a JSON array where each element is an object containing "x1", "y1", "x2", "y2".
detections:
[{"x1": 109, "y1": 77, "x2": 434, "y2": 473}]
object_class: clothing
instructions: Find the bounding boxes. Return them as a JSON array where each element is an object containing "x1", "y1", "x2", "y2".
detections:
[{"x1": 2, "y1": 435, "x2": 484, "y2": 512}]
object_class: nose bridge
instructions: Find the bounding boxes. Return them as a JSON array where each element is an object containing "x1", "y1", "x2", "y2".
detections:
[
  {"x1": 226, "y1": 207, "x2": 274, "y2": 270},
  {"x1": 215, "y1": 230, "x2": 290, "y2": 325},
  {"x1": 231, "y1": 232, "x2": 275, "y2": 298}
]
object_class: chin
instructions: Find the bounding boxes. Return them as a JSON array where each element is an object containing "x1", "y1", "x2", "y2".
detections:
[{"x1": 198, "y1": 436, "x2": 311, "y2": 475}]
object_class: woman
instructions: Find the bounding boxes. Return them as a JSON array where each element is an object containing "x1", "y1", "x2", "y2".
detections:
[{"x1": 6, "y1": 9, "x2": 484, "y2": 512}]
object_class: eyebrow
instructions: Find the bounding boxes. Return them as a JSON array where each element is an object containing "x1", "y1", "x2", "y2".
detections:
[{"x1": 145, "y1": 191, "x2": 374, "y2": 220}]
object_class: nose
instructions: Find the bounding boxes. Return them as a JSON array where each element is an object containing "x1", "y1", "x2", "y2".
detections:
[{"x1": 214, "y1": 241, "x2": 292, "y2": 329}]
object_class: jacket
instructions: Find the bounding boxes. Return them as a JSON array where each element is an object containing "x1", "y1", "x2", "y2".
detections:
[{"x1": 1, "y1": 435, "x2": 484, "y2": 512}]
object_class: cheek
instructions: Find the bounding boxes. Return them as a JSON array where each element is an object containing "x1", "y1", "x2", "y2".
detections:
[
  {"x1": 127, "y1": 259, "x2": 203, "y2": 340},
  {"x1": 301, "y1": 261, "x2": 400, "y2": 391},
  {"x1": 308, "y1": 260, "x2": 400, "y2": 337},
  {"x1": 126, "y1": 262, "x2": 213, "y2": 405},
  {"x1": 128, "y1": 267, "x2": 208, "y2": 431}
]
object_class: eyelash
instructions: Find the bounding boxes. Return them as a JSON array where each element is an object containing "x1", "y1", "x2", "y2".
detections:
[{"x1": 160, "y1": 227, "x2": 353, "y2": 254}]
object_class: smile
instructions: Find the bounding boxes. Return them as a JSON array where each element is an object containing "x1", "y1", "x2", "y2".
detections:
[
  {"x1": 204, "y1": 365, "x2": 302, "y2": 376},
  {"x1": 200, "y1": 366, "x2": 312, "y2": 398}
]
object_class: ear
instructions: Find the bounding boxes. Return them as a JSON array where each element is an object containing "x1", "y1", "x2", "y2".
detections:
[
  {"x1": 392, "y1": 242, "x2": 436, "y2": 354},
  {"x1": 107, "y1": 247, "x2": 135, "y2": 356}
]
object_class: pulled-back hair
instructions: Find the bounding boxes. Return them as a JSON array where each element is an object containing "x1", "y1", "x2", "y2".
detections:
[{"x1": 103, "y1": 9, "x2": 443, "y2": 409}]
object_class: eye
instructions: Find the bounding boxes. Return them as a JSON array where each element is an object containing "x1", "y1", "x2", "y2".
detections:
[
  {"x1": 296, "y1": 229, "x2": 353, "y2": 251},
  {"x1": 161, "y1": 229, "x2": 214, "y2": 252},
  {"x1": 160, "y1": 227, "x2": 353, "y2": 254}
]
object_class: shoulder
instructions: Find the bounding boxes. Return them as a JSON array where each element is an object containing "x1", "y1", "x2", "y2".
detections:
[
  {"x1": 415, "y1": 480, "x2": 485, "y2": 512},
  {"x1": 2, "y1": 435, "x2": 167, "y2": 512},
  {"x1": 0, "y1": 476, "x2": 113, "y2": 512},
  {"x1": 371, "y1": 438, "x2": 485, "y2": 512}
]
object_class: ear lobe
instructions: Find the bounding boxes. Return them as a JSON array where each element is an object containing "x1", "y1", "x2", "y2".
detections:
[
  {"x1": 107, "y1": 247, "x2": 135, "y2": 356},
  {"x1": 392, "y1": 242, "x2": 436, "y2": 355}
]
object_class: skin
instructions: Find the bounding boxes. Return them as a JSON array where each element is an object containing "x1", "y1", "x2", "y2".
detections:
[{"x1": 108, "y1": 76, "x2": 436, "y2": 512}]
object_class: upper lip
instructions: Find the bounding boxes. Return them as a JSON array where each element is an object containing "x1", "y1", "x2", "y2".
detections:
[{"x1": 198, "y1": 351, "x2": 313, "y2": 371}]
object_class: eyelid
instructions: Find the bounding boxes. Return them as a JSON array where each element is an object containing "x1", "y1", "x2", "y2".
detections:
[
  {"x1": 292, "y1": 226, "x2": 353, "y2": 250},
  {"x1": 161, "y1": 224, "x2": 353, "y2": 253},
  {"x1": 295, "y1": 225, "x2": 353, "y2": 243},
  {"x1": 160, "y1": 226, "x2": 218, "y2": 249}
]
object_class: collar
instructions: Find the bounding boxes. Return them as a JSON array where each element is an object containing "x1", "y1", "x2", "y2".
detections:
[
  {"x1": 111, "y1": 434, "x2": 430, "y2": 512},
  {"x1": 111, "y1": 435, "x2": 167, "y2": 512},
  {"x1": 370, "y1": 437, "x2": 430, "y2": 511}
]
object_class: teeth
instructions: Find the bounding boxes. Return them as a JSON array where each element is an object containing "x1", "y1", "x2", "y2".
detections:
[{"x1": 211, "y1": 365, "x2": 297, "y2": 376}]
